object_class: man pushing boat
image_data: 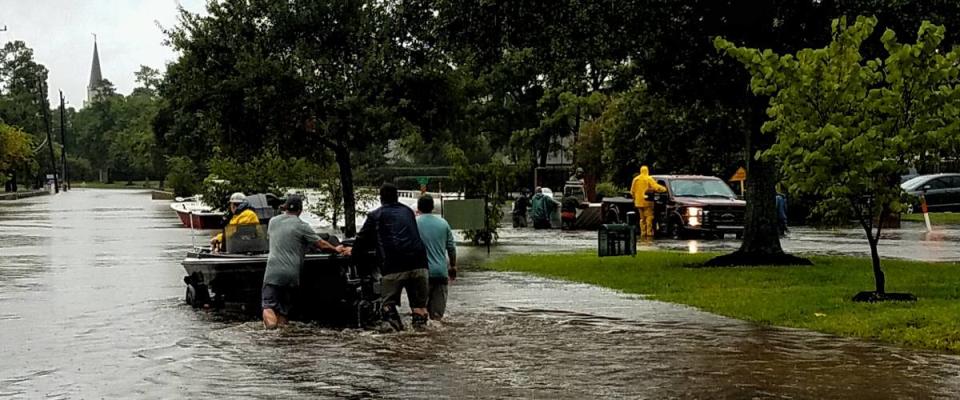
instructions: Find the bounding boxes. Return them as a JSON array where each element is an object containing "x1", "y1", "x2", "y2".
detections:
[{"x1": 262, "y1": 194, "x2": 346, "y2": 329}]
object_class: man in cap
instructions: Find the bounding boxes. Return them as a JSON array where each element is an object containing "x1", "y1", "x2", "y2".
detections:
[
  {"x1": 210, "y1": 192, "x2": 260, "y2": 251},
  {"x1": 262, "y1": 194, "x2": 344, "y2": 329},
  {"x1": 343, "y1": 183, "x2": 430, "y2": 331}
]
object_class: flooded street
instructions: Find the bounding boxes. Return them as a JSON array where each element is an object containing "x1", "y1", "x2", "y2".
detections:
[
  {"x1": 493, "y1": 222, "x2": 960, "y2": 262},
  {"x1": 3, "y1": 189, "x2": 960, "y2": 398}
]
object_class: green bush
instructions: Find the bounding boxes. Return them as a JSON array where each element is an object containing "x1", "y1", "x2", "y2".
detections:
[
  {"x1": 66, "y1": 156, "x2": 95, "y2": 182},
  {"x1": 165, "y1": 156, "x2": 200, "y2": 197},
  {"x1": 201, "y1": 150, "x2": 323, "y2": 211},
  {"x1": 595, "y1": 182, "x2": 624, "y2": 200}
]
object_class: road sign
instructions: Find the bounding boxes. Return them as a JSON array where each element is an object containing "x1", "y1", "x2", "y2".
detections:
[
  {"x1": 729, "y1": 167, "x2": 747, "y2": 182},
  {"x1": 443, "y1": 199, "x2": 486, "y2": 230},
  {"x1": 416, "y1": 176, "x2": 430, "y2": 186}
]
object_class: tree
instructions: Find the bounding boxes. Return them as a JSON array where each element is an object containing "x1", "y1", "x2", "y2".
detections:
[
  {"x1": 716, "y1": 16, "x2": 960, "y2": 300},
  {"x1": 161, "y1": 0, "x2": 455, "y2": 236},
  {"x1": 0, "y1": 123, "x2": 32, "y2": 175}
]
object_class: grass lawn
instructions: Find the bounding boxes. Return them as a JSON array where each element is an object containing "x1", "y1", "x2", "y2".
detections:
[
  {"x1": 487, "y1": 251, "x2": 960, "y2": 353},
  {"x1": 902, "y1": 212, "x2": 960, "y2": 224},
  {"x1": 72, "y1": 181, "x2": 162, "y2": 190}
]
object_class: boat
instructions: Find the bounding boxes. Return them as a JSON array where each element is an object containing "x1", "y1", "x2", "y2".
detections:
[
  {"x1": 171, "y1": 197, "x2": 226, "y2": 229},
  {"x1": 182, "y1": 246, "x2": 381, "y2": 327}
]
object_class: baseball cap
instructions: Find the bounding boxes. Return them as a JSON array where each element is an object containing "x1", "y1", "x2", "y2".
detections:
[
  {"x1": 229, "y1": 192, "x2": 246, "y2": 204},
  {"x1": 283, "y1": 195, "x2": 303, "y2": 212}
]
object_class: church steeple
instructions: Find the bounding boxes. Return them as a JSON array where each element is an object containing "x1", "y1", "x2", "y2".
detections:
[{"x1": 87, "y1": 36, "x2": 102, "y2": 103}]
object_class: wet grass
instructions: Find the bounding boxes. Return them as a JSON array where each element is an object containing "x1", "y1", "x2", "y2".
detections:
[
  {"x1": 487, "y1": 251, "x2": 960, "y2": 353},
  {"x1": 901, "y1": 212, "x2": 960, "y2": 224}
]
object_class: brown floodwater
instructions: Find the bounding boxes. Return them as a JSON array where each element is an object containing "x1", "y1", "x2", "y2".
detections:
[{"x1": 1, "y1": 189, "x2": 959, "y2": 399}]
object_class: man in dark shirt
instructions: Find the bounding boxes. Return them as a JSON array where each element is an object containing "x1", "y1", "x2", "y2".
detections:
[{"x1": 344, "y1": 183, "x2": 430, "y2": 331}]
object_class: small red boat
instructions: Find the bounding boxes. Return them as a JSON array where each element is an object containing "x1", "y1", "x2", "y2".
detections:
[{"x1": 171, "y1": 200, "x2": 225, "y2": 230}]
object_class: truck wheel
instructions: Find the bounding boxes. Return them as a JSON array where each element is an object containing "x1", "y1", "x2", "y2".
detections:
[{"x1": 668, "y1": 219, "x2": 685, "y2": 240}]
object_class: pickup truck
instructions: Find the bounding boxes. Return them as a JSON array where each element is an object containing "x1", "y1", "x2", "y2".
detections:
[{"x1": 650, "y1": 175, "x2": 746, "y2": 239}]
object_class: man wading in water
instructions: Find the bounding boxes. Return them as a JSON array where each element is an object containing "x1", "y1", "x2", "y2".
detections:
[
  {"x1": 262, "y1": 195, "x2": 343, "y2": 329},
  {"x1": 343, "y1": 183, "x2": 430, "y2": 331},
  {"x1": 415, "y1": 194, "x2": 457, "y2": 320}
]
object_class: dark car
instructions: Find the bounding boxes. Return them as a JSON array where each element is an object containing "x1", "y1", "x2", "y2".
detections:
[
  {"x1": 650, "y1": 175, "x2": 746, "y2": 239},
  {"x1": 901, "y1": 173, "x2": 960, "y2": 212}
]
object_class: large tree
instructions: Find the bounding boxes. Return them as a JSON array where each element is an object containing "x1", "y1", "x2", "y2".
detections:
[
  {"x1": 160, "y1": 0, "x2": 455, "y2": 236},
  {"x1": 717, "y1": 16, "x2": 960, "y2": 299},
  {"x1": 0, "y1": 41, "x2": 52, "y2": 187}
]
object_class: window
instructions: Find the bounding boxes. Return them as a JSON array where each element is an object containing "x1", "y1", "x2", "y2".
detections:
[
  {"x1": 945, "y1": 176, "x2": 960, "y2": 189},
  {"x1": 925, "y1": 179, "x2": 948, "y2": 190},
  {"x1": 668, "y1": 179, "x2": 736, "y2": 198}
]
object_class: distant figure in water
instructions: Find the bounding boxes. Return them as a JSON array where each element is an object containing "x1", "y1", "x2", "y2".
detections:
[
  {"x1": 776, "y1": 190, "x2": 789, "y2": 237},
  {"x1": 512, "y1": 189, "x2": 530, "y2": 228},
  {"x1": 261, "y1": 195, "x2": 343, "y2": 329},
  {"x1": 530, "y1": 187, "x2": 560, "y2": 229}
]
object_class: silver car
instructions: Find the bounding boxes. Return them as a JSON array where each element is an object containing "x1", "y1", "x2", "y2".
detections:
[{"x1": 901, "y1": 173, "x2": 960, "y2": 212}]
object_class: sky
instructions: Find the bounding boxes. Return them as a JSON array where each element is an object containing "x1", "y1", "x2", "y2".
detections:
[{"x1": 1, "y1": 0, "x2": 207, "y2": 108}]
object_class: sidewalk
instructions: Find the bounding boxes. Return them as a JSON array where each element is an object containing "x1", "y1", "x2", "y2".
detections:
[{"x1": 0, "y1": 189, "x2": 51, "y2": 201}]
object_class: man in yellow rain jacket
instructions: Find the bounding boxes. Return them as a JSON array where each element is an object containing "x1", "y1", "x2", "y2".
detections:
[
  {"x1": 211, "y1": 192, "x2": 261, "y2": 251},
  {"x1": 630, "y1": 166, "x2": 667, "y2": 239}
]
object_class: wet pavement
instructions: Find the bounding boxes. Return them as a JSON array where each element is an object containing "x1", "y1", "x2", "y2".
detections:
[{"x1": 2, "y1": 189, "x2": 960, "y2": 399}]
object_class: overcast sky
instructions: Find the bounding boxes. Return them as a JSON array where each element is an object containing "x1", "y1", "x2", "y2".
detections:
[{"x1": 2, "y1": 0, "x2": 207, "y2": 108}]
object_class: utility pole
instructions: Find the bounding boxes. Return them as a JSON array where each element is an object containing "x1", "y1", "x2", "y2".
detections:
[
  {"x1": 59, "y1": 91, "x2": 69, "y2": 191},
  {"x1": 38, "y1": 80, "x2": 59, "y2": 193}
]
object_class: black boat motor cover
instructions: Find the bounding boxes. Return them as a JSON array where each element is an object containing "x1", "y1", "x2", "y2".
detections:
[{"x1": 245, "y1": 193, "x2": 279, "y2": 222}]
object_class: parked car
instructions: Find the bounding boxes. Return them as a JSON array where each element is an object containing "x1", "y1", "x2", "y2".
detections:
[
  {"x1": 901, "y1": 173, "x2": 960, "y2": 212},
  {"x1": 650, "y1": 175, "x2": 747, "y2": 239}
]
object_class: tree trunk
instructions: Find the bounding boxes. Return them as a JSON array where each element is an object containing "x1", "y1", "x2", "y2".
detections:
[
  {"x1": 867, "y1": 235, "x2": 886, "y2": 295},
  {"x1": 336, "y1": 148, "x2": 357, "y2": 238},
  {"x1": 706, "y1": 97, "x2": 809, "y2": 266}
]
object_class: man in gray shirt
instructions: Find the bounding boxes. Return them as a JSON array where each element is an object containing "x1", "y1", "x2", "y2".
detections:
[{"x1": 262, "y1": 195, "x2": 343, "y2": 329}]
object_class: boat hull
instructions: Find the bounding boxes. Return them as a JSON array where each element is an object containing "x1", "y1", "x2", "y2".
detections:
[
  {"x1": 182, "y1": 251, "x2": 381, "y2": 327},
  {"x1": 175, "y1": 210, "x2": 225, "y2": 229}
]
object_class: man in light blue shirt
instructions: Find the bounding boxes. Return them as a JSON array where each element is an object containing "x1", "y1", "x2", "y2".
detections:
[{"x1": 416, "y1": 195, "x2": 457, "y2": 320}]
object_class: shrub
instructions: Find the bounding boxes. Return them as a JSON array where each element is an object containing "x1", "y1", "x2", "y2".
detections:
[
  {"x1": 165, "y1": 156, "x2": 200, "y2": 197},
  {"x1": 595, "y1": 182, "x2": 624, "y2": 200}
]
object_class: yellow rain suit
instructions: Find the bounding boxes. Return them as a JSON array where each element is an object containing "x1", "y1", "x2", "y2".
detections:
[
  {"x1": 213, "y1": 208, "x2": 260, "y2": 249},
  {"x1": 630, "y1": 166, "x2": 667, "y2": 239}
]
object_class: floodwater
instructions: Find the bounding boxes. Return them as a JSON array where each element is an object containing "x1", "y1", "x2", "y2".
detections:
[
  {"x1": 494, "y1": 224, "x2": 960, "y2": 262},
  {"x1": 2, "y1": 189, "x2": 960, "y2": 399}
]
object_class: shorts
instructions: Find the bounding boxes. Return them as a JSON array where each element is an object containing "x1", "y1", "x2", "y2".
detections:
[
  {"x1": 381, "y1": 269, "x2": 429, "y2": 309},
  {"x1": 427, "y1": 277, "x2": 449, "y2": 320},
  {"x1": 262, "y1": 284, "x2": 296, "y2": 316}
]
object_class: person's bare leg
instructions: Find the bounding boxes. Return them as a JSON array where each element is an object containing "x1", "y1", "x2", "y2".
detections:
[
  {"x1": 276, "y1": 314, "x2": 288, "y2": 327},
  {"x1": 263, "y1": 308, "x2": 279, "y2": 329}
]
